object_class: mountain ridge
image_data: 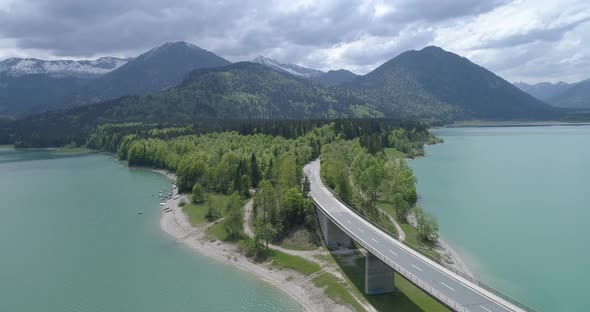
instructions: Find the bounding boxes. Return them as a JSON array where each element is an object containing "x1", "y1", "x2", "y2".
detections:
[
  {"x1": 345, "y1": 46, "x2": 553, "y2": 120},
  {"x1": 251, "y1": 56, "x2": 324, "y2": 79},
  {"x1": 0, "y1": 41, "x2": 231, "y2": 117},
  {"x1": 514, "y1": 81, "x2": 572, "y2": 101},
  {"x1": 0, "y1": 57, "x2": 129, "y2": 78}
]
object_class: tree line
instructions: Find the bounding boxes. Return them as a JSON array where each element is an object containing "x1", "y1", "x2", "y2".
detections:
[{"x1": 321, "y1": 128, "x2": 440, "y2": 245}]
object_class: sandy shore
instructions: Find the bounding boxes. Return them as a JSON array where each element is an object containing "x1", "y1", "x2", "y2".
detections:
[{"x1": 153, "y1": 170, "x2": 357, "y2": 312}]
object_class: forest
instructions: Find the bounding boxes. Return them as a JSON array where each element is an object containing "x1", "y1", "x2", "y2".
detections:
[
  {"x1": 80, "y1": 118, "x2": 435, "y2": 256},
  {"x1": 321, "y1": 127, "x2": 442, "y2": 249}
]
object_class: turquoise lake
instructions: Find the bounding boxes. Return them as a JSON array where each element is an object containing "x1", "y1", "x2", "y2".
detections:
[
  {"x1": 411, "y1": 126, "x2": 590, "y2": 311},
  {"x1": 0, "y1": 149, "x2": 299, "y2": 312}
]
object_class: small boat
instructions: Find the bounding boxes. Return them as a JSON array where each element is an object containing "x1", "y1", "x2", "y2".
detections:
[
  {"x1": 137, "y1": 211, "x2": 144, "y2": 215},
  {"x1": 159, "y1": 203, "x2": 166, "y2": 206}
]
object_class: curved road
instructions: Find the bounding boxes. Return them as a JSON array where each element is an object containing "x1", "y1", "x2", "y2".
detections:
[{"x1": 304, "y1": 159, "x2": 523, "y2": 312}]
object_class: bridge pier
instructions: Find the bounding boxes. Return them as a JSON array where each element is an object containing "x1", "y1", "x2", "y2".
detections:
[
  {"x1": 365, "y1": 253, "x2": 396, "y2": 295},
  {"x1": 316, "y1": 207, "x2": 352, "y2": 249}
]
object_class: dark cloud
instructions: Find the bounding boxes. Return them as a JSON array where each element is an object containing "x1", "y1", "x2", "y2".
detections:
[{"x1": 0, "y1": 0, "x2": 587, "y2": 82}]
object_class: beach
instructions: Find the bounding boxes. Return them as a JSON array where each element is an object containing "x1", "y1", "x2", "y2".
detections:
[{"x1": 154, "y1": 170, "x2": 363, "y2": 312}]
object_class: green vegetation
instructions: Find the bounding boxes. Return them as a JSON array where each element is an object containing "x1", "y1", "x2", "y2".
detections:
[
  {"x1": 312, "y1": 273, "x2": 367, "y2": 312},
  {"x1": 377, "y1": 203, "x2": 441, "y2": 260},
  {"x1": 332, "y1": 252, "x2": 449, "y2": 312},
  {"x1": 206, "y1": 220, "x2": 229, "y2": 241},
  {"x1": 183, "y1": 193, "x2": 241, "y2": 227},
  {"x1": 321, "y1": 127, "x2": 442, "y2": 260},
  {"x1": 13, "y1": 46, "x2": 563, "y2": 149},
  {"x1": 269, "y1": 250, "x2": 321, "y2": 275}
]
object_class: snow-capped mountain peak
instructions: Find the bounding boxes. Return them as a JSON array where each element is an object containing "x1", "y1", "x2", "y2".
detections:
[
  {"x1": 251, "y1": 56, "x2": 324, "y2": 79},
  {"x1": 0, "y1": 57, "x2": 130, "y2": 78}
]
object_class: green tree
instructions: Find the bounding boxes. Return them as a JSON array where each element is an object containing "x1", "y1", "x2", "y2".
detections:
[
  {"x1": 224, "y1": 194, "x2": 244, "y2": 240},
  {"x1": 392, "y1": 193, "x2": 410, "y2": 222},
  {"x1": 301, "y1": 175, "x2": 311, "y2": 198},
  {"x1": 336, "y1": 170, "x2": 353, "y2": 204},
  {"x1": 192, "y1": 183, "x2": 205, "y2": 204},
  {"x1": 250, "y1": 153, "x2": 262, "y2": 189},
  {"x1": 281, "y1": 188, "x2": 305, "y2": 228},
  {"x1": 415, "y1": 207, "x2": 439, "y2": 243}
]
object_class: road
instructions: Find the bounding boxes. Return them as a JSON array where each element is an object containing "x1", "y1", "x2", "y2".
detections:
[{"x1": 304, "y1": 159, "x2": 523, "y2": 312}]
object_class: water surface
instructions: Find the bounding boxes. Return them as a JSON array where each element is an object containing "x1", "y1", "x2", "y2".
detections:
[
  {"x1": 0, "y1": 148, "x2": 299, "y2": 312},
  {"x1": 411, "y1": 126, "x2": 590, "y2": 311}
]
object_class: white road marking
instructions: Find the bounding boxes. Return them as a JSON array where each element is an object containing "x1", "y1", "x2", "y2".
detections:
[
  {"x1": 358, "y1": 228, "x2": 365, "y2": 233},
  {"x1": 371, "y1": 238, "x2": 378, "y2": 243},
  {"x1": 411, "y1": 264, "x2": 423, "y2": 272},
  {"x1": 389, "y1": 249, "x2": 398, "y2": 256},
  {"x1": 440, "y1": 282, "x2": 455, "y2": 292},
  {"x1": 480, "y1": 305, "x2": 493, "y2": 312}
]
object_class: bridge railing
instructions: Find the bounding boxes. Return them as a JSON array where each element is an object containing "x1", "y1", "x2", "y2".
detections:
[
  {"x1": 313, "y1": 198, "x2": 468, "y2": 311},
  {"x1": 314, "y1": 170, "x2": 539, "y2": 312}
]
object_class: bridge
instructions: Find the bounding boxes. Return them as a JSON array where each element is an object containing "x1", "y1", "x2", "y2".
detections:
[{"x1": 304, "y1": 159, "x2": 528, "y2": 312}]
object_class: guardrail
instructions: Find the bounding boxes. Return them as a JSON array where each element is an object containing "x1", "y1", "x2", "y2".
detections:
[
  {"x1": 313, "y1": 166, "x2": 539, "y2": 312},
  {"x1": 313, "y1": 196, "x2": 468, "y2": 311}
]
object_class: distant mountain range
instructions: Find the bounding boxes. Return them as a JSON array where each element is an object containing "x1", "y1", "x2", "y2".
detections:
[
  {"x1": 15, "y1": 45, "x2": 557, "y2": 147},
  {"x1": 314, "y1": 69, "x2": 359, "y2": 86},
  {"x1": 0, "y1": 42, "x2": 230, "y2": 117},
  {"x1": 251, "y1": 56, "x2": 324, "y2": 79},
  {"x1": 250, "y1": 56, "x2": 359, "y2": 86},
  {"x1": 0, "y1": 57, "x2": 129, "y2": 78},
  {"x1": 515, "y1": 80, "x2": 590, "y2": 109},
  {"x1": 548, "y1": 80, "x2": 590, "y2": 109}
]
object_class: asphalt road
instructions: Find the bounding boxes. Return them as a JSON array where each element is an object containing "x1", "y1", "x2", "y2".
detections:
[{"x1": 304, "y1": 159, "x2": 522, "y2": 312}]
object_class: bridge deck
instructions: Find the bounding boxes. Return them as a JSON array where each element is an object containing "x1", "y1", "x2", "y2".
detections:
[{"x1": 305, "y1": 159, "x2": 523, "y2": 312}]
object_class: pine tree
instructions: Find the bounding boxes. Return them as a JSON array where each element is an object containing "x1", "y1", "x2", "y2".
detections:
[{"x1": 250, "y1": 153, "x2": 262, "y2": 189}]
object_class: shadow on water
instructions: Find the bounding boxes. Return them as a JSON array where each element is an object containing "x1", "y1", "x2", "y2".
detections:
[
  {"x1": 0, "y1": 148, "x2": 93, "y2": 164},
  {"x1": 328, "y1": 246, "x2": 449, "y2": 312}
]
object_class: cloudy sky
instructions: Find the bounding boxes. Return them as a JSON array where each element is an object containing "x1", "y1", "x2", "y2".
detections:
[{"x1": 0, "y1": 0, "x2": 588, "y2": 83}]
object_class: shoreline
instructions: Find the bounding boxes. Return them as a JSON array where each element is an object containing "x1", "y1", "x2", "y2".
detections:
[
  {"x1": 405, "y1": 212, "x2": 474, "y2": 278},
  {"x1": 151, "y1": 169, "x2": 356, "y2": 312}
]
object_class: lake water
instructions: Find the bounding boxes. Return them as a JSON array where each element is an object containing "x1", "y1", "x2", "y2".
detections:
[
  {"x1": 0, "y1": 149, "x2": 299, "y2": 312},
  {"x1": 411, "y1": 126, "x2": 590, "y2": 311}
]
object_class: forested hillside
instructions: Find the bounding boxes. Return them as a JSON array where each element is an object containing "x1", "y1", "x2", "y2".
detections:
[
  {"x1": 10, "y1": 46, "x2": 568, "y2": 148},
  {"x1": 346, "y1": 46, "x2": 554, "y2": 120},
  {"x1": 13, "y1": 63, "x2": 386, "y2": 147}
]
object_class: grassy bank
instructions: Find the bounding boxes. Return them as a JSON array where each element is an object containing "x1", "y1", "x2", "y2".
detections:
[
  {"x1": 183, "y1": 193, "x2": 235, "y2": 227},
  {"x1": 332, "y1": 251, "x2": 449, "y2": 312},
  {"x1": 377, "y1": 202, "x2": 440, "y2": 261}
]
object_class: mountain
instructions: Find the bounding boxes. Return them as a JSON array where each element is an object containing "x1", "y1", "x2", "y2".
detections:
[
  {"x1": 14, "y1": 46, "x2": 563, "y2": 147},
  {"x1": 0, "y1": 57, "x2": 129, "y2": 78},
  {"x1": 345, "y1": 46, "x2": 553, "y2": 120},
  {"x1": 514, "y1": 81, "x2": 571, "y2": 101},
  {"x1": 0, "y1": 74, "x2": 90, "y2": 117},
  {"x1": 251, "y1": 56, "x2": 324, "y2": 79},
  {"x1": 59, "y1": 41, "x2": 232, "y2": 108},
  {"x1": 314, "y1": 69, "x2": 358, "y2": 86},
  {"x1": 0, "y1": 56, "x2": 128, "y2": 116},
  {"x1": 14, "y1": 62, "x2": 382, "y2": 146},
  {"x1": 0, "y1": 42, "x2": 231, "y2": 117},
  {"x1": 547, "y1": 79, "x2": 590, "y2": 108}
]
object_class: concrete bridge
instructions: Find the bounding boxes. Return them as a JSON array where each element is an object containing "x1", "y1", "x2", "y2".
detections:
[{"x1": 304, "y1": 159, "x2": 530, "y2": 312}]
